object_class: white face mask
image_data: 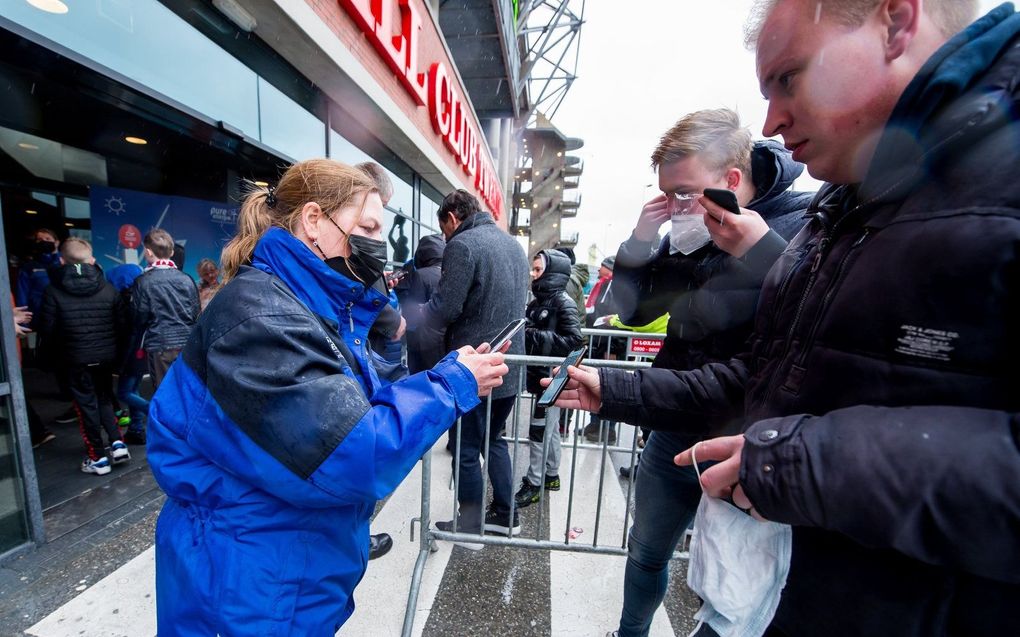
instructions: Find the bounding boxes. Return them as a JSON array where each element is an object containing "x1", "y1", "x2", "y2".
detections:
[
  {"x1": 667, "y1": 193, "x2": 711, "y2": 256},
  {"x1": 685, "y1": 444, "x2": 793, "y2": 637}
]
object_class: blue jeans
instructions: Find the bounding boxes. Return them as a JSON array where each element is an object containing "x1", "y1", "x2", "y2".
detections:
[
  {"x1": 117, "y1": 372, "x2": 148, "y2": 433},
  {"x1": 453, "y1": 395, "x2": 515, "y2": 530},
  {"x1": 618, "y1": 430, "x2": 705, "y2": 637}
]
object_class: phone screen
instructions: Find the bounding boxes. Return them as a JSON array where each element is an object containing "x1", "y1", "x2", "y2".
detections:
[
  {"x1": 488, "y1": 319, "x2": 526, "y2": 351},
  {"x1": 537, "y1": 345, "x2": 587, "y2": 407}
]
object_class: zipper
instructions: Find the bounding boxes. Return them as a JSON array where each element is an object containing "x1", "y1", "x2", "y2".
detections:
[
  {"x1": 757, "y1": 204, "x2": 872, "y2": 411},
  {"x1": 756, "y1": 238, "x2": 815, "y2": 362},
  {"x1": 795, "y1": 229, "x2": 870, "y2": 368}
]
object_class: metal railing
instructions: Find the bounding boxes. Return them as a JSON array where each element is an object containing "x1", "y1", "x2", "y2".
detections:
[{"x1": 400, "y1": 329, "x2": 678, "y2": 636}]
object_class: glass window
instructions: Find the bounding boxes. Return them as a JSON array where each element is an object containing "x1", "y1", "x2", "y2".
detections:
[
  {"x1": 384, "y1": 171, "x2": 414, "y2": 266},
  {"x1": 6, "y1": 0, "x2": 260, "y2": 138},
  {"x1": 258, "y1": 79, "x2": 325, "y2": 162},
  {"x1": 328, "y1": 129, "x2": 372, "y2": 165},
  {"x1": 0, "y1": 396, "x2": 30, "y2": 554},
  {"x1": 63, "y1": 197, "x2": 90, "y2": 219},
  {"x1": 420, "y1": 192, "x2": 440, "y2": 234}
]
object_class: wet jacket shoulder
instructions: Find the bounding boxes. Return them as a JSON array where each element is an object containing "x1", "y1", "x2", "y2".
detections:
[
  {"x1": 37, "y1": 263, "x2": 124, "y2": 367},
  {"x1": 612, "y1": 140, "x2": 812, "y2": 373},
  {"x1": 566, "y1": 263, "x2": 589, "y2": 322},
  {"x1": 424, "y1": 213, "x2": 528, "y2": 398},
  {"x1": 132, "y1": 266, "x2": 199, "y2": 352}
]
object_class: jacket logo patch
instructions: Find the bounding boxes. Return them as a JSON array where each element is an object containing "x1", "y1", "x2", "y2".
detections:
[
  {"x1": 538, "y1": 309, "x2": 550, "y2": 321},
  {"x1": 895, "y1": 324, "x2": 958, "y2": 362}
]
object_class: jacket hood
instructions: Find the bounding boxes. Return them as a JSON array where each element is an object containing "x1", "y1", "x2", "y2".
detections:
[
  {"x1": 53, "y1": 262, "x2": 106, "y2": 297},
  {"x1": 748, "y1": 139, "x2": 805, "y2": 208},
  {"x1": 858, "y1": 3, "x2": 1020, "y2": 208},
  {"x1": 414, "y1": 234, "x2": 445, "y2": 268},
  {"x1": 532, "y1": 249, "x2": 571, "y2": 297}
]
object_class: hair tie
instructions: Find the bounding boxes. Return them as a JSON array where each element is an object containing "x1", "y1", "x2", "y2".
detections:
[{"x1": 265, "y1": 186, "x2": 277, "y2": 208}]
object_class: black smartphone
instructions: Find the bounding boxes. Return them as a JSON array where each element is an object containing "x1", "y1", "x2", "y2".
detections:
[
  {"x1": 487, "y1": 318, "x2": 526, "y2": 352},
  {"x1": 537, "y1": 345, "x2": 587, "y2": 407},
  {"x1": 703, "y1": 188, "x2": 741, "y2": 215}
]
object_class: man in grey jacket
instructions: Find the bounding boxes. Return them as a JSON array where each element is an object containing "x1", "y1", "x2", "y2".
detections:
[{"x1": 424, "y1": 190, "x2": 529, "y2": 541}]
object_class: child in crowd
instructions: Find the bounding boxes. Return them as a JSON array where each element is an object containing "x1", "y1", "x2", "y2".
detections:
[
  {"x1": 515, "y1": 249, "x2": 583, "y2": 508},
  {"x1": 196, "y1": 258, "x2": 222, "y2": 312},
  {"x1": 107, "y1": 263, "x2": 147, "y2": 445},
  {"x1": 37, "y1": 238, "x2": 130, "y2": 475}
]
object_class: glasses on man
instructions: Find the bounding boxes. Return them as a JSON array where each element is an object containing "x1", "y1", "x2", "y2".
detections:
[{"x1": 664, "y1": 192, "x2": 702, "y2": 216}]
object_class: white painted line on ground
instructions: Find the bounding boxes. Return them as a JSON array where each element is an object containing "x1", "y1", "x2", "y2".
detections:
[
  {"x1": 26, "y1": 546, "x2": 156, "y2": 637},
  {"x1": 549, "y1": 430, "x2": 675, "y2": 637}
]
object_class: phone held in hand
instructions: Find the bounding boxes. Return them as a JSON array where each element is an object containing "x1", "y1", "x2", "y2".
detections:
[
  {"x1": 703, "y1": 188, "x2": 741, "y2": 215},
  {"x1": 487, "y1": 318, "x2": 527, "y2": 352},
  {"x1": 537, "y1": 345, "x2": 587, "y2": 407}
]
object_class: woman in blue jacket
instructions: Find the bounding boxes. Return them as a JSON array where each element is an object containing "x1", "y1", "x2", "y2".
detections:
[{"x1": 147, "y1": 159, "x2": 509, "y2": 636}]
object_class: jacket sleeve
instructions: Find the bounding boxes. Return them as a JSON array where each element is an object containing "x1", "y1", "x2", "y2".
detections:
[
  {"x1": 37, "y1": 287, "x2": 57, "y2": 342},
  {"x1": 152, "y1": 312, "x2": 480, "y2": 508},
  {"x1": 612, "y1": 235, "x2": 671, "y2": 326},
  {"x1": 740, "y1": 406, "x2": 1020, "y2": 584},
  {"x1": 597, "y1": 357, "x2": 748, "y2": 431},
  {"x1": 188, "y1": 278, "x2": 200, "y2": 323},
  {"x1": 15, "y1": 270, "x2": 30, "y2": 308},
  {"x1": 525, "y1": 296, "x2": 584, "y2": 357},
  {"x1": 131, "y1": 279, "x2": 151, "y2": 344},
  {"x1": 423, "y1": 240, "x2": 474, "y2": 330}
]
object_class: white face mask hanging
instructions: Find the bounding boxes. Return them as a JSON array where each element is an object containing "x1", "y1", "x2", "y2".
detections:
[
  {"x1": 667, "y1": 193, "x2": 712, "y2": 255},
  {"x1": 686, "y1": 443, "x2": 793, "y2": 637}
]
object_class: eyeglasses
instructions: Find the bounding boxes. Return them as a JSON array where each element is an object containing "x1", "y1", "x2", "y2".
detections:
[{"x1": 664, "y1": 192, "x2": 702, "y2": 216}]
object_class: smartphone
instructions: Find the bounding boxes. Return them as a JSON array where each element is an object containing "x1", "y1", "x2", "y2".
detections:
[
  {"x1": 703, "y1": 188, "x2": 741, "y2": 215},
  {"x1": 487, "y1": 318, "x2": 527, "y2": 352},
  {"x1": 537, "y1": 345, "x2": 588, "y2": 407}
]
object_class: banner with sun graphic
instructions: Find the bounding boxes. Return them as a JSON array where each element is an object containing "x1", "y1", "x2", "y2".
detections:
[{"x1": 90, "y1": 186, "x2": 238, "y2": 282}]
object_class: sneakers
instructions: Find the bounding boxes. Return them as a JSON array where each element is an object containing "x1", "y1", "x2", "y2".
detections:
[
  {"x1": 32, "y1": 430, "x2": 57, "y2": 448},
  {"x1": 55, "y1": 407, "x2": 78, "y2": 424},
  {"x1": 619, "y1": 461, "x2": 638, "y2": 479},
  {"x1": 115, "y1": 410, "x2": 132, "y2": 428},
  {"x1": 484, "y1": 507, "x2": 521, "y2": 536},
  {"x1": 583, "y1": 422, "x2": 617, "y2": 445},
  {"x1": 544, "y1": 474, "x2": 561, "y2": 491},
  {"x1": 110, "y1": 440, "x2": 131, "y2": 464},
  {"x1": 434, "y1": 519, "x2": 484, "y2": 551},
  {"x1": 123, "y1": 430, "x2": 146, "y2": 446},
  {"x1": 515, "y1": 479, "x2": 542, "y2": 508},
  {"x1": 368, "y1": 533, "x2": 393, "y2": 560},
  {"x1": 81, "y1": 456, "x2": 111, "y2": 475}
]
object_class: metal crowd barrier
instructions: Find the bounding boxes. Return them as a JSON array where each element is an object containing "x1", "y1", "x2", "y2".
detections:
[{"x1": 400, "y1": 329, "x2": 678, "y2": 637}]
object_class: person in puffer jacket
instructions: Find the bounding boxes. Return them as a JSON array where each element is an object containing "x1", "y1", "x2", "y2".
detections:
[
  {"x1": 515, "y1": 249, "x2": 583, "y2": 508},
  {"x1": 147, "y1": 159, "x2": 509, "y2": 636}
]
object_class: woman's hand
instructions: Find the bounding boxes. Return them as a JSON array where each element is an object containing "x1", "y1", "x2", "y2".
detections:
[{"x1": 456, "y1": 346, "x2": 509, "y2": 397}]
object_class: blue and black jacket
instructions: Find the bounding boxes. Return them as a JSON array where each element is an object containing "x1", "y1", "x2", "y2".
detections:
[{"x1": 147, "y1": 228, "x2": 480, "y2": 636}]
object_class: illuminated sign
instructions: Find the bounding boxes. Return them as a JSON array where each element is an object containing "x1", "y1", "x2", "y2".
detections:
[{"x1": 338, "y1": 0, "x2": 503, "y2": 218}]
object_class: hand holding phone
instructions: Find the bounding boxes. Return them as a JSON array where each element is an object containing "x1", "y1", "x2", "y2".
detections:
[
  {"x1": 702, "y1": 188, "x2": 741, "y2": 217},
  {"x1": 537, "y1": 345, "x2": 587, "y2": 407}
]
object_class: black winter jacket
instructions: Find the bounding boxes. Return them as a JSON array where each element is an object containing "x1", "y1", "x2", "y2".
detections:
[
  {"x1": 395, "y1": 234, "x2": 446, "y2": 372},
  {"x1": 38, "y1": 263, "x2": 124, "y2": 367},
  {"x1": 525, "y1": 250, "x2": 583, "y2": 394},
  {"x1": 132, "y1": 266, "x2": 199, "y2": 352},
  {"x1": 613, "y1": 140, "x2": 813, "y2": 374},
  {"x1": 598, "y1": 8, "x2": 1020, "y2": 635}
]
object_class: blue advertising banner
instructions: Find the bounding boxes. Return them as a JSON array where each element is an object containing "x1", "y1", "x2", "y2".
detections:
[{"x1": 89, "y1": 186, "x2": 238, "y2": 281}]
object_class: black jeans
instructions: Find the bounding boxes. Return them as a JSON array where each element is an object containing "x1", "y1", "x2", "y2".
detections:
[
  {"x1": 68, "y1": 363, "x2": 121, "y2": 460},
  {"x1": 453, "y1": 395, "x2": 515, "y2": 529}
]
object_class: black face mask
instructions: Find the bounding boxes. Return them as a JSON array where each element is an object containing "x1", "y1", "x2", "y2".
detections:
[
  {"x1": 323, "y1": 217, "x2": 388, "y2": 286},
  {"x1": 34, "y1": 240, "x2": 56, "y2": 256}
]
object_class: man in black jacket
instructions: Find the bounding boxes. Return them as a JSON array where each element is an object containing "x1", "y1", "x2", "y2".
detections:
[
  {"x1": 395, "y1": 233, "x2": 446, "y2": 373},
  {"x1": 556, "y1": 1, "x2": 1020, "y2": 635},
  {"x1": 38, "y1": 238, "x2": 130, "y2": 476},
  {"x1": 603, "y1": 108, "x2": 812, "y2": 637}
]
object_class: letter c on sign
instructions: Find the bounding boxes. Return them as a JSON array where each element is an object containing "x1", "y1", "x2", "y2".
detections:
[{"x1": 428, "y1": 62, "x2": 452, "y2": 137}]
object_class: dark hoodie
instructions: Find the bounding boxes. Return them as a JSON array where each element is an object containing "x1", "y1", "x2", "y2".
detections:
[
  {"x1": 525, "y1": 249, "x2": 583, "y2": 393},
  {"x1": 612, "y1": 140, "x2": 814, "y2": 374},
  {"x1": 38, "y1": 262, "x2": 124, "y2": 367},
  {"x1": 396, "y1": 234, "x2": 447, "y2": 372}
]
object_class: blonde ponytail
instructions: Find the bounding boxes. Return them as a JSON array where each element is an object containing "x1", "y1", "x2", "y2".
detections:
[{"x1": 221, "y1": 190, "x2": 274, "y2": 282}]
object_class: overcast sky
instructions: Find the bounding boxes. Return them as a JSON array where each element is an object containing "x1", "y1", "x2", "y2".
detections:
[{"x1": 552, "y1": 0, "x2": 1004, "y2": 262}]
